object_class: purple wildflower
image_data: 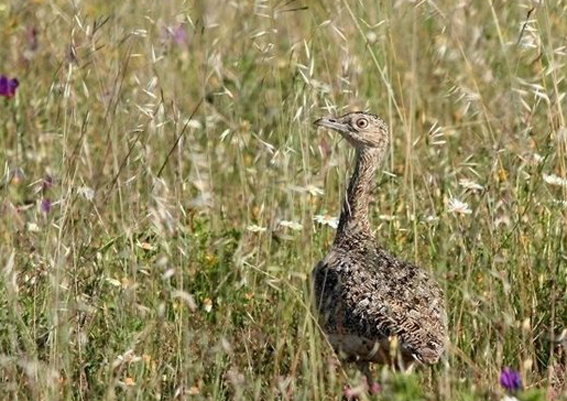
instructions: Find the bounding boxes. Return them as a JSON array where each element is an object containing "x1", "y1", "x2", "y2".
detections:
[
  {"x1": 500, "y1": 367, "x2": 522, "y2": 392},
  {"x1": 172, "y1": 25, "x2": 188, "y2": 45},
  {"x1": 41, "y1": 198, "x2": 51, "y2": 214},
  {"x1": 0, "y1": 75, "x2": 19, "y2": 98}
]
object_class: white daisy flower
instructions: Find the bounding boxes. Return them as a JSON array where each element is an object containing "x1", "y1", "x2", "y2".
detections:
[
  {"x1": 246, "y1": 224, "x2": 267, "y2": 233},
  {"x1": 447, "y1": 198, "x2": 472, "y2": 215},
  {"x1": 425, "y1": 215, "x2": 439, "y2": 223},
  {"x1": 279, "y1": 220, "x2": 304, "y2": 231},
  {"x1": 543, "y1": 173, "x2": 567, "y2": 188},
  {"x1": 313, "y1": 214, "x2": 339, "y2": 229},
  {"x1": 77, "y1": 186, "x2": 95, "y2": 200},
  {"x1": 459, "y1": 178, "x2": 484, "y2": 191}
]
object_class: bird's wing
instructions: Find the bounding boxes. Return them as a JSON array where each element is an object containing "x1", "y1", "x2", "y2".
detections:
[{"x1": 344, "y1": 249, "x2": 448, "y2": 364}]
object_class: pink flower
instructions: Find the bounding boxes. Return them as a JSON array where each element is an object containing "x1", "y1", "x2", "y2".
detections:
[{"x1": 172, "y1": 25, "x2": 188, "y2": 45}]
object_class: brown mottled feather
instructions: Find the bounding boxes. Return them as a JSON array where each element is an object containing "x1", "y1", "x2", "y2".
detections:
[{"x1": 312, "y1": 112, "x2": 448, "y2": 367}]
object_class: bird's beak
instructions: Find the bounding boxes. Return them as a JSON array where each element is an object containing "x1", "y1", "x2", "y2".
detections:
[{"x1": 314, "y1": 117, "x2": 350, "y2": 133}]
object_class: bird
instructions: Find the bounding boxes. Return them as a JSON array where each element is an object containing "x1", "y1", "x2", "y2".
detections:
[{"x1": 312, "y1": 111, "x2": 448, "y2": 381}]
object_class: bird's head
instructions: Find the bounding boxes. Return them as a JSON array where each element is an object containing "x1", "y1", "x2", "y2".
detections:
[{"x1": 314, "y1": 111, "x2": 389, "y2": 150}]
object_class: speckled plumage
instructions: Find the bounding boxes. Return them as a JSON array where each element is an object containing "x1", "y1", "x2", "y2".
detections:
[{"x1": 312, "y1": 112, "x2": 448, "y2": 368}]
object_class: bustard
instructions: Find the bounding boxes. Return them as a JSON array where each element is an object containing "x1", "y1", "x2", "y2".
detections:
[{"x1": 312, "y1": 111, "x2": 448, "y2": 378}]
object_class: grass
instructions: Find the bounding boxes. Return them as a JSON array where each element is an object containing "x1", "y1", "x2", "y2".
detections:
[{"x1": 1, "y1": 0, "x2": 566, "y2": 399}]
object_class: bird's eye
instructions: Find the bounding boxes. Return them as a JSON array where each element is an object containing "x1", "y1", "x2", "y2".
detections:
[{"x1": 356, "y1": 118, "x2": 369, "y2": 129}]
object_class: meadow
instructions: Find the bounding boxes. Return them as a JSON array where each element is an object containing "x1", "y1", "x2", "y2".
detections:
[{"x1": 1, "y1": 0, "x2": 566, "y2": 400}]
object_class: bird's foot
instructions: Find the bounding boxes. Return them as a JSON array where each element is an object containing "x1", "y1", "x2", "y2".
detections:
[
  {"x1": 369, "y1": 381, "x2": 381, "y2": 394},
  {"x1": 343, "y1": 377, "x2": 380, "y2": 400}
]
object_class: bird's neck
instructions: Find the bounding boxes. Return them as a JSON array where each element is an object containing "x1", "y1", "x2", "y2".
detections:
[{"x1": 335, "y1": 147, "x2": 383, "y2": 242}]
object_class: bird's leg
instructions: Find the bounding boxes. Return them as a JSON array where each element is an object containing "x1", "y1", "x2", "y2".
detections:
[
  {"x1": 356, "y1": 360, "x2": 372, "y2": 384},
  {"x1": 355, "y1": 361, "x2": 380, "y2": 394},
  {"x1": 343, "y1": 361, "x2": 376, "y2": 400}
]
